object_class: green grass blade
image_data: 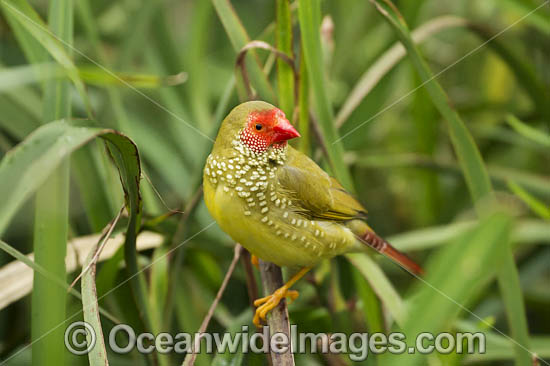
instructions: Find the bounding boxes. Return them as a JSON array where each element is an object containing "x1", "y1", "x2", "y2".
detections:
[
  {"x1": 149, "y1": 245, "x2": 171, "y2": 366},
  {"x1": 352, "y1": 267, "x2": 384, "y2": 333},
  {"x1": 506, "y1": 115, "x2": 550, "y2": 147},
  {"x1": 81, "y1": 240, "x2": 110, "y2": 366},
  {"x1": 298, "y1": 0, "x2": 353, "y2": 190},
  {"x1": 212, "y1": 0, "x2": 275, "y2": 102},
  {"x1": 72, "y1": 145, "x2": 119, "y2": 231},
  {"x1": 276, "y1": 0, "x2": 295, "y2": 117},
  {"x1": 346, "y1": 253, "x2": 405, "y2": 326},
  {"x1": 508, "y1": 180, "x2": 550, "y2": 219},
  {"x1": 101, "y1": 132, "x2": 153, "y2": 333},
  {"x1": 0, "y1": 121, "x2": 99, "y2": 234},
  {"x1": 1, "y1": 0, "x2": 92, "y2": 116},
  {"x1": 370, "y1": 0, "x2": 493, "y2": 206},
  {"x1": 78, "y1": 66, "x2": 187, "y2": 88},
  {"x1": 0, "y1": 93, "x2": 41, "y2": 139},
  {"x1": 336, "y1": 15, "x2": 467, "y2": 127},
  {"x1": 0, "y1": 119, "x2": 153, "y2": 338},
  {"x1": 297, "y1": 48, "x2": 310, "y2": 154},
  {"x1": 352, "y1": 152, "x2": 550, "y2": 199},
  {"x1": 183, "y1": 1, "x2": 214, "y2": 132},
  {"x1": 496, "y1": 248, "x2": 533, "y2": 366},
  {"x1": 0, "y1": 62, "x2": 59, "y2": 91},
  {"x1": 31, "y1": 1, "x2": 72, "y2": 364},
  {"x1": 470, "y1": 24, "x2": 550, "y2": 124},
  {"x1": 370, "y1": 5, "x2": 533, "y2": 366},
  {"x1": 32, "y1": 162, "x2": 69, "y2": 366},
  {"x1": 502, "y1": 0, "x2": 550, "y2": 35},
  {"x1": 382, "y1": 213, "x2": 512, "y2": 365}
]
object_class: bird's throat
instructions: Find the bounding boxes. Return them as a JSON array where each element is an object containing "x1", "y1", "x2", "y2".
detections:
[{"x1": 204, "y1": 133, "x2": 288, "y2": 207}]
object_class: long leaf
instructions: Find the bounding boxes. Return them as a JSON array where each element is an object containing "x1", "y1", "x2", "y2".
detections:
[
  {"x1": 346, "y1": 253, "x2": 405, "y2": 326},
  {"x1": 1, "y1": 0, "x2": 92, "y2": 116},
  {"x1": 0, "y1": 119, "x2": 152, "y2": 335},
  {"x1": 212, "y1": 0, "x2": 275, "y2": 102},
  {"x1": 31, "y1": 1, "x2": 72, "y2": 364},
  {"x1": 470, "y1": 24, "x2": 550, "y2": 125},
  {"x1": 336, "y1": 15, "x2": 467, "y2": 127},
  {"x1": 298, "y1": 0, "x2": 353, "y2": 190},
  {"x1": 381, "y1": 213, "x2": 512, "y2": 365},
  {"x1": 369, "y1": 0, "x2": 493, "y2": 206},
  {"x1": 276, "y1": 0, "x2": 295, "y2": 117},
  {"x1": 81, "y1": 240, "x2": 110, "y2": 366},
  {"x1": 508, "y1": 180, "x2": 550, "y2": 219},
  {"x1": 370, "y1": 4, "x2": 532, "y2": 366},
  {"x1": 506, "y1": 114, "x2": 550, "y2": 147},
  {"x1": 496, "y1": 247, "x2": 533, "y2": 366}
]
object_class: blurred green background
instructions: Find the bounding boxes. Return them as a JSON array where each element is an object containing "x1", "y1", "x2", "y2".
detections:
[{"x1": 0, "y1": 0, "x2": 549, "y2": 365}]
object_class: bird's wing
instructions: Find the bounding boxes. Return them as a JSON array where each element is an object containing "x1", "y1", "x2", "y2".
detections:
[{"x1": 276, "y1": 147, "x2": 367, "y2": 221}]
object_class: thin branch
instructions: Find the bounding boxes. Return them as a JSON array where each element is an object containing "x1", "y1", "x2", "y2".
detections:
[
  {"x1": 183, "y1": 244, "x2": 243, "y2": 366},
  {"x1": 258, "y1": 260, "x2": 295, "y2": 366},
  {"x1": 68, "y1": 205, "x2": 125, "y2": 291}
]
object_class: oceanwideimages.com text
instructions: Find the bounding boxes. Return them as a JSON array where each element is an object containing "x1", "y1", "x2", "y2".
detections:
[{"x1": 65, "y1": 322, "x2": 486, "y2": 361}]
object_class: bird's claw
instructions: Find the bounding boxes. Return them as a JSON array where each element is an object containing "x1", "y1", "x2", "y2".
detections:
[{"x1": 253, "y1": 287, "x2": 299, "y2": 327}]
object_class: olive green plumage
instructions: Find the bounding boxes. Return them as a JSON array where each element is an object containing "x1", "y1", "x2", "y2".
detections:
[{"x1": 203, "y1": 101, "x2": 421, "y2": 274}]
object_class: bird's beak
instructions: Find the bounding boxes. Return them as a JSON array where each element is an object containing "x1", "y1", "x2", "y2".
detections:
[{"x1": 272, "y1": 117, "x2": 300, "y2": 143}]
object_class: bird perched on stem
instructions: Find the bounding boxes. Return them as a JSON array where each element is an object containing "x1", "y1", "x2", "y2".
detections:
[{"x1": 203, "y1": 101, "x2": 422, "y2": 326}]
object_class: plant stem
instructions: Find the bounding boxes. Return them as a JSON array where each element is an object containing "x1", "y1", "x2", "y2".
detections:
[{"x1": 258, "y1": 260, "x2": 295, "y2": 366}]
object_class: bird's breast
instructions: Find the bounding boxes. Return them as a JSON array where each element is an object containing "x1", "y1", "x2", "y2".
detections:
[{"x1": 203, "y1": 151, "x2": 357, "y2": 267}]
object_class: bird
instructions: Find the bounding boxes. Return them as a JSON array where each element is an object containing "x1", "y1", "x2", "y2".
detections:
[{"x1": 203, "y1": 101, "x2": 422, "y2": 326}]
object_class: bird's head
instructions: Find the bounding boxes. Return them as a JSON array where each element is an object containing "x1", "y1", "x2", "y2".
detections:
[{"x1": 216, "y1": 101, "x2": 300, "y2": 154}]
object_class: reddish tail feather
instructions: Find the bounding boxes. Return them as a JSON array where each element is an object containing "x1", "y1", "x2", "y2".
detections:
[{"x1": 360, "y1": 230, "x2": 424, "y2": 275}]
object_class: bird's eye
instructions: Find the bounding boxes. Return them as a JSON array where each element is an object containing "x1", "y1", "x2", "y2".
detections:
[{"x1": 255, "y1": 124, "x2": 263, "y2": 131}]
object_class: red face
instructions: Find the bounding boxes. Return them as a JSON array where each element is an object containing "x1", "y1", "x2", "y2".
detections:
[{"x1": 240, "y1": 108, "x2": 300, "y2": 153}]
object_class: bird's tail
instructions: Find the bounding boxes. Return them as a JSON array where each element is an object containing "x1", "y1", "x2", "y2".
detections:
[{"x1": 359, "y1": 229, "x2": 424, "y2": 275}]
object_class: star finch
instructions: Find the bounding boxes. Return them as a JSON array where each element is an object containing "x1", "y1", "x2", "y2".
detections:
[{"x1": 203, "y1": 101, "x2": 422, "y2": 326}]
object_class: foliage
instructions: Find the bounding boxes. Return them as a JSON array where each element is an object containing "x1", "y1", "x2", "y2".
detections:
[{"x1": 0, "y1": 0, "x2": 549, "y2": 365}]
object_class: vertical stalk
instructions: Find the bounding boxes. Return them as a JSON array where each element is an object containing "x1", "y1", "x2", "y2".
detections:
[
  {"x1": 298, "y1": 0, "x2": 353, "y2": 190},
  {"x1": 298, "y1": 48, "x2": 310, "y2": 154},
  {"x1": 276, "y1": 0, "x2": 294, "y2": 117},
  {"x1": 31, "y1": 0, "x2": 72, "y2": 364},
  {"x1": 258, "y1": 260, "x2": 295, "y2": 366}
]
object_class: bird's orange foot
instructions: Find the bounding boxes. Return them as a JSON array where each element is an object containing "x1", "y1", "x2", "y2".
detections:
[
  {"x1": 253, "y1": 287, "x2": 299, "y2": 326},
  {"x1": 251, "y1": 254, "x2": 259, "y2": 270}
]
